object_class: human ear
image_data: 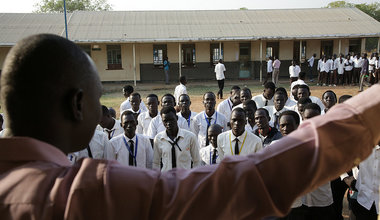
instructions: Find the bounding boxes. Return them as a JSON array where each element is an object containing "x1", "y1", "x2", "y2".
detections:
[{"x1": 70, "y1": 89, "x2": 84, "y2": 121}]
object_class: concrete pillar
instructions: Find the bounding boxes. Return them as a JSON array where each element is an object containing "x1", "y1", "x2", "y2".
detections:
[
  {"x1": 133, "y1": 43, "x2": 136, "y2": 86},
  {"x1": 260, "y1": 40, "x2": 263, "y2": 82},
  {"x1": 179, "y1": 43, "x2": 182, "y2": 77}
]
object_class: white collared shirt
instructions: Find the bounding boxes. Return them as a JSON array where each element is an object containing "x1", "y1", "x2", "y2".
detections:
[
  {"x1": 153, "y1": 129, "x2": 201, "y2": 172},
  {"x1": 317, "y1": 59, "x2": 323, "y2": 71},
  {"x1": 355, "y1": 146, "x2": 380, "y2": 213},
  {"x1": 136, "y1": 111, "x2": 159, "y2": 135},
  {"x1": 326, "y1": 59, "x2": 334, "y2": 72},
  {"x1": 252, "y1": 94, "x2": 274, "y2": 108},
  {"x1": 177, "y1": 111, "x2": 197, "y2": 133},
  {"x1": 120, "y1": 98, "x2": 147, "y2": 117},
  {"x1": 109, "y1": 133, "x2": 153, "y2": 169},
  {"x1": 336, "y1": 59, "x2": 345, "y2": 74},
  {"x1": 344, "y1": 59, "x2": 353, "y2": 71},
  {"x1": 285, "y1": 98, "x2": 297, "y2": 108},
  {"x1": 267, "y1": 59, "x2": 273, "y2": 72},
  {"x1": 217, "y1": 130, "x2": 262, "y2": 162},
  {"x1": 200, "y1": 144, "x2": 219, "y2": 165},
  {"x1": 214, "y1": 63, "x2": 226, "y2": 80},
  {"x1": 369, "y1": 57, "x2": 376, "y2": 71},
  {"x1": 217, "y1": 98, "x2": 234, "y2": 121},
  {"x1": 302, "y1": 182, "x2": 333, "y2": 207},
  {"x1": 146, "y1": 114, "x2": 188, "y2": 139},
  {"x1": 69, "y1": 129, "x2": 112, "y2": 163},
  {"x1": 125, "y1": 107, "x2": 147, "y2": 115},
  {"x1": 264, "y1": 106, "x2": 292, "y2": 129},
  {"x1": 174, "y1": 83, "x2": 187, "y2": 104},
  {"x1": 308, "y1": 56, "x2": 315, "y2": 67},
  {"x1": 289, "y1": 65, "x2": 300, "y2": 77},
  {"x1": 192, "y1": 111, "x2": 228, "y2": 148},
  {"x1": 101, "y1": 119, "x2": 124, "y2": 140}
]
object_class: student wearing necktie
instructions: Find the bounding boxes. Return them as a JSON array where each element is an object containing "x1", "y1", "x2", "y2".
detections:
[
  {"x1": 108, "y1": 111, "x2": 153, "y2": 168},
  {"x1": 200, "y1": 124, "x2": 223, "y2": 165},
  {"x1": 217, "y1": 108, "x2": 263, "y2": 162},
  {"x1": 153, "y1": 107, "x2": 201, "y2": 172}
]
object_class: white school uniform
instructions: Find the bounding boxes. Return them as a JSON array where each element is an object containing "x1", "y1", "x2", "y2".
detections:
[
  {"x1": 109, "y1": 133, "x2": 153, "y2": 169},
  {"x1": 120, "y1": 98, "x2": 147, "y2": 116},
  {"x1": 263, "y1": 106, "x2": 292, "y2": 129},
  {"x1": 344, "y1": 59, "x2": 353, "y2": 71},
  {"x1": 252, "y1": 94, "x2": 274, "y2": 108},
  {"x1": 192, "y1": 111, "x2": 228, "y2": 148},
  {"x1": 153, "y1": 128, "x2": 201, "y2": 172},
  {"x1": 177, "y1": 111, "x2": 197, "y2": 133},
  {"x1": 289, "y1": 65, "x2": 300, "y2": 78},
  {"x1": 146, "y1": 114, "x2": 188, "y2": 139},
  {"x1": 302, "y1": 182, "x2": 333, "y2": 207},
  {"x1": 215, "y1": 63, "x2": 226, "y2": 80},
  {"x1": 200, "y1": 144, "x2": 219, "y2": 165},
  {"x1": 217, "y1": 130, "x2": 262, "y2": 162},
  {"x1": 217, "y1": 98, "x2": 234, "y2": 121},
  {"x1": 174, "y1": 83, "x2": 187, "y2": 104},
  {"x1": 136, "y1": 111, "x2": 159, "y2": 136},
  {"x1": 101, "y1": 119, "x2": 124, "y2": 140},
  {"x1": 336, "y1": 59, "x2": 345, "y2": 75}
]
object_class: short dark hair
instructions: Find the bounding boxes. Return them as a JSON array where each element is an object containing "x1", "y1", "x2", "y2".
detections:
[
  {"x1": 160, "y1": 106, "x2": 176, "y2": 116},
  {"x1": 146, "y1": 93, "x2": 159, "y2": 100},
  {"x1": 101, "y1": 105, "x2": 110, "y2": 116},
  {"x1": 203, "y1": 92, "x2": 216, "y2": 99},
  {"x1": 322, "y1": 90, "x2": 337, "y2": 101},
  {"x1": 298, "y1": 97, "x2": 312, "y2": 105},
  {"x1": 231, "y1": 107, "x2": 246, "y2": 117},
  {"x1": 179, "y1": 93, "x2": 190, "y2": 100},
  {"x1": 298, "y1": 84, "x2": 310, "y2": 93},
  {"x1": 231, "y1": 86, "x2": 241, "y2": 91},
  {"x1": 299, "y1": 71, "x2": 306, "y2": 79},
  {"x1": 130, "y1": 92, "x2": 141, "y2": 99},
  {"x1": 123, "y1": 85, "x2": 134, "y2": 93},
  {"x1": 264, "y1": 82, "x2": 276, "y2": 90},
  {"x1": 338, "y1": 95, "x2": 352, "y2": 103},
  {"x1": 275, "y1": 87, "x2": 288, "y2": 98},
  {"x1": 279, "y1": 110, "x2": 300, "y2": 126},
  {"x1": 120, "y1": 110, "x2": 136, "y2": 122},
  {"x1": 179, "y1": 75, "x2": 186, "y2": 83},
  {"x1": 304, "y1": 103, "x2": 321, "y2": 114},
  {"x1": 161, "y1": 93, "x2": 175, "y2": 102},
  {"x1": 256, "y1": 108, "x2": 270, "y2": 118},
  {"x1": 274, "y1": 90, "x2": 286, "y2": 99},
  {"x1": 241, "y1": 87, "x2": 252, "y2": 94},
  {"x1": 243, "y1": 100, "x2": 257, "y2": 110}
]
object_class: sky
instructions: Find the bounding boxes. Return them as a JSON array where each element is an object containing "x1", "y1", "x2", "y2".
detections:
[{"x1": 0, "y1": 0, "x2": 378, "y2": 13}]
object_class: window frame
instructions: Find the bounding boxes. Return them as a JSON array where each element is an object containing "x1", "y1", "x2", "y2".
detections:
[
  {"x1": 106, "y1": 45, "x2": 122, "y2": 70},
  {"x1": 153, "y1": 44, "x2": 167, "y2": 67},
  {"x1": 182, "y1": 44, "x2": 196, "y2": 68}
]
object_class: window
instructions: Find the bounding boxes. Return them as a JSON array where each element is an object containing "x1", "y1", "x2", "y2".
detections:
[
  {"x1": 293, "y1": 41, "x2": 306, "y2": 61},
  {"x1": 321, "y1": 40, "x2": 333, "y2": 58},
  {"x1": 182, "y1": 44, "x2": 195, "y2": 67},
  {"x1": 210, "y1": 43, "x2": 224, "y2": 65},
  {"x1": 349, "y1": 39, "x2": 361, "y2": 55},
  {"x1": 78, "y1": 44, "x2": 91, "y2": 56},
  {"x1": 107, "y1": 45, "x2": 122, "y2": 70},
  {"x1": 266, "y1": 42, "x2": 279, "y2": 59},
  {"x1": 153, "y1": 44, "x2": 167, "y2": 66}
]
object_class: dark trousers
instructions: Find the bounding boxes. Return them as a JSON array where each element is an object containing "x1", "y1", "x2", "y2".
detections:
[
  {"x1": 353, "y1": 68, "x2": 361, "y2": 84},
  {"x1": 351, "y1": 200, "x2": 378, "y2": 220},
  {"x1": 263, "y1": 72, "x2": 272, "y2": 85},
  {"x1": 217, "y1": 79, "x2": 224, "y2": 99},
  {"x1": 303, "y1": 204, "x2": 336, "y2": 220},
  {"x1": 331, "y1": 178, "x2": 349, "y2": 220},
  {"x1": 277, "y1": 206, "x2": 308, "y2": 220},
  {"x1": 330, "y1": 70, "x2": 337, "y2": 85},
  {"x1": 308, "y1": 66, "x2": 314, "y2": 80},
  {"x1": 344, "y1": 70, "x2": 352, "y2": 85}
]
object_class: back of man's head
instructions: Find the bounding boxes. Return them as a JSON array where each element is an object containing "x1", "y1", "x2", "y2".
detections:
[
  {"x1": 264, "y1": 82, "x2": 276, "y2": 91},
  {"x1": 1, "y1": 34, "x2": 101, "y2": 153}
]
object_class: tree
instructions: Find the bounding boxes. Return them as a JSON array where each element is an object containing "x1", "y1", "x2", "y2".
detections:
[
  {"x1": 326, "y1": 1, "x2": 380, "y2": 22},
  {"x1": 34, "y1": 0, "x2": 112, "y2": 13},
  {"x1": 239, "y1": 7, "x2": 248, "y2": 10}
]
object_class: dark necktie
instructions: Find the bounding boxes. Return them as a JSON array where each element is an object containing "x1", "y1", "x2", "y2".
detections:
[
  {"x1": 212, "y1": 148, "x2": 217, "y2": 164},
  {"x1": 169, "y1": 138, "x2": 180, "y2": 169},
  {"x1": 106, "y1": 129, "x2": 113, "y2": 140},
  {"x1": 234, "y1": 138, "x2": 239, "y2": 155},
  {"x1": 265, "y1": 99, "x2": 268, "y2": 106},
  {"x1": 274, "y1": 112, "x2": 280, "y2": 130},
  {"x1": 86, "y1": 145, "x2": 93, "y2": 158},
  {"x1": 206, "y1": 117, "x2": 212, "y2": 146},
  {"x1": 129, "y1": 140, "x2": 134, "y2": 166}
]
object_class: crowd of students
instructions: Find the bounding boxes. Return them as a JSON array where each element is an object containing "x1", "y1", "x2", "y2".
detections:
[{"x1": 62, "y1": 75, "x2": 379, "y2": 220}]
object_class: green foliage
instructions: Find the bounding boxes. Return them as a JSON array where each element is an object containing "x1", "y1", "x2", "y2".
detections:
[
  {"x1": 239, "y1": 7, "x2": 248, "y2": 10},
  {"x1": 326, "y1": 1, "x2": 380, "y2": 21},
  {"x1": 34, "y1": 0, "x2": 112, "y2": 13}
]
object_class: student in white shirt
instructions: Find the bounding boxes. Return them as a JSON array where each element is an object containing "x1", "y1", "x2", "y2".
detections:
[
  {"x1": 344, "y1": 54, "x2": 354, "y2": 85},
  {"x1": 252, "y1": 82, "x2": 275, "y2": 108},
  {"x1": 99, "y1": 105, "x2": 124, "y2": 140},
  {"x1": 153, "y1": 107, "x2": 201, "y2": 172},
  {"x1": 253, "y1": 108, "x2": 282, "y2": 148},
  {"x1": 68, "y1": 129, "x2": 112, "y2": 163},
  {"x1": 290, "y1": 71, "x2": 307, "y2": 101},
  {"x1": 276, "y1": 87, "x2": 296, "y2": 108},
  {"x1": 217, "y1": 85, "x2": 241, "y2": 121},
  {"x1": 350, "y1": 144, "x2": 379, "y2": 220},
  {"x1": 192, "y1": 92, "x2": 228, "y2": 148},
  {"x1": 369, "y1": 53, "x2": 376, "y2": 85},
  {"x1": 243, "y1": 100, "x2": 258, "y2": 133},
  {"x1": 295, "y1": 97, "x2": 312, "y2": 122},
  {"x1": 120, "y1": 85, "x2": 147, "y2": 116},
  {"x1": 301, "y1": 104, "x2": 335, "y2": 219},
  {"x1": 264, "y1": 91, "x2": 291, "y2": 130},
  {"x1": 325, "y1": 56, "x2": 334, "y2": 86},
  {"x1": 353, "y1": 54, "x2": 361, "y2": 85},
  {"x1": 308, "y1": 53, "x2": 316, "y2": 82},
  {"x1": 297, "y1": 84, "x2": 325, "y2": 112},
  {"x1": 109, "y1": 111, "x2": 153, "y2": 168},
  {"x1": 336, "y1": 55, "x2": 345, "y2": 86},
  {"x1": 317, "y1": 55, "x2": 325, "y2": 86},
  {"x1": 214, "y1": 59, "x2": 226, "y2": 99},
  {"x1": 174, "y1": 76, "x2": 187, "y2": 105},
  {"x1": 137, "y1": 94, "x2": 159, "y2": 136},
  {"x1": 199, "y1": 124, "x2": 223, "y2": 165},
  {"x1": 125, "y1": 92, "x2": 147, "y2": 117},
  {"x1": 331, "y1": 54, "x2": 339, "y2": 86},
  {"x1": 263, "y1": 56, "x2": 273, "y2": 85},
  {"x1": 321, "y1": 90, "x2": 337, "y2": 114},
  {"x1": 232, "y1": 87, "x2": 252, "y2": 110},
  {"x1": 177, "y1": 94, "x2": 197, "y2": 132},
  {"x1": 217, "y1": 108, "x2": 262, "y2": 162},
  {"x1": 289, "y1": 60, "x2": 300, "y2": 83},
  {"x1": 146, "y1": 94, "x2": 188, "y2": 140}
]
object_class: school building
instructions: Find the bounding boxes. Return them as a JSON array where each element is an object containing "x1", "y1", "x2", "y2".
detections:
[{"x1": 1, "y1": 8, "x2": 380, "y2": 83}]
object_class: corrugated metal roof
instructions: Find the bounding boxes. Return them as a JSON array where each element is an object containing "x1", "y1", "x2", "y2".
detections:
[{"x1": 1, "y1": 8, "x2": 380, "y2": 45}]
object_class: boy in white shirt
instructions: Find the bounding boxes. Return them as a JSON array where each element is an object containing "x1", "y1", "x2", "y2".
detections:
[
  {"x1": 252, "y1": 82, "x2": 275, "y2": 108},
  {"x1": 136, "y1": 94, "x2": 159, "y2": 136},
  {"x1": 153, "y1": 107, "x2": 201, "y2": 172},
  {"x1": 289, "y1": 60, "x2": 300, "y2": 83},
  {"x1": 215, "y1": 59, "x2": 226, "y2": 99},
  {"x1": 174, "y1": 76, "x2": 187, "y2": 105},
  {"x1": 217, "y1": 108, "x2": 262, "y2": 162},
  {"x1": 177, "y1": 94, "x2": 197, "y2": 132},
  {"x1": 120, "y1": 85, "x2": 147, "y2": 115},
  {"x1": 99, "y1": 105, "x2": 124, "y2": 140},
  {"x1": 109, "y1": 111, "x2": 153, "y2": 168},
  {"x1": 217, "y1": 85, "x2": 241, "y2": 121},
  {"x1": 200, "y1": 124, "x2": 223, "y2": 165},
  {"x1": 344, "y1": 54, "x2": 353, "y2": 85},
  {"x1": 264, "y1": 91, "x2": 292, "y2": 130},
  {"x1": 125, "y1": 92, "x2": 147, "y2": 118}
]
